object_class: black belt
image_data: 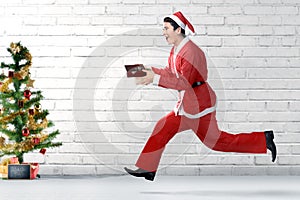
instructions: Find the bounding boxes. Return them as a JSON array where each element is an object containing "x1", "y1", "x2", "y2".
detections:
[{"x1": 192, "y1": 81, "x2": 205, "y2": 88}]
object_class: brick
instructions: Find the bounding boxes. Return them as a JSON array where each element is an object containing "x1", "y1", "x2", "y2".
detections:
[
  {"x1": 248, "y1": 112, "x2": 300, "y2": 122},
  {"x1": 95, "y1": 166, "x2": 122, "y2": 175},
  {"x1": 31, "y1": 47, "x2": 70, "y2": 57},
  {"x1": 23, "y1": 0, "x2": 55, "y2": 4},
  {"x1": 282, "y1": 36, "x2": 297, "y2": 46},
  {"x1": 266, "y1": 101, "x2": 289, "y2": 111},
  {"x1": 2, "y1": 0, "x2": 22, "y2": 4},
  {"x1": 248, "y1": 68, "x2": 300, "y2": 79},
  {"x1": 38, "y1": 26, "x2": 73, "y2": 35},
  {"x1": 266, "y1": 58, "x2": 298, "y2": 67},
  {"x1": 207, "y1": 26, "x2": 239, "y2": 36},
  {"x1": 240, "y1": 26, "x2": 273, "y2": 36},
  {"x1": 282, "y1": 16, "x2": 300, "y2": 25},
  {"x1": 38, "y1": 165, "x2": 63, "y2": 175},
  {"x1": 244, "y1": 6, "x2": 275, "y2": 15},
  {"x1": 91, "y1": 16, "x2": 123, "y2": 25},
  {"x1": 174, "y1": 6, "x2": 207, "y2": 15},
  {"x1": 192, "y1": 0, "x2": 223, "y2": 3},
  {"x1": 223, "y1": 36, "x2": 256, "y2": 46},
  {"x1": 165, "y1": 166, "x2": 201, "y2": 176},
  {"x1": 223, "y1": 0, "x2": 255, "y2": 3},
  {"x1": 62, "y1": 165, "x2": 96, "y2": 175},
  {"x1": 39, "y1": 6, "x2": 73, "y2": 15},
  {"x1": 42, "y1": 89, "x2": 73, "y2": 100},
  {"x1": 290, "y1": 102, "x2": 300, "y2": 111},
  {"x1": 275, "y1": 6, "x2": 298, "y2": 15},
  {"x1": 281, "y1": 0, "x2": 300, "y2": 4},
  {"x1": 232, "y1": 166, "x2": 268, "y2": 175},
  {"x1": 258, "y1": 0, "x2": 281, "y2": 3},
  {"x1": 58, "y1": 17, "x2": 90, "y2": 25},
  {"x1": 226, "y1": 16, "x2": 258, "y2": 25},
  {"x1": 23, "y1": 153, "x2": 45, "y2": 163},
  {"x1": 209, "y1": 6, "x2": 242, "y2": 15},
  {"x1": 21, "y1": 36, "x2": 87, "y2": 47},
  {"x1": 279, "y1": 156, "x2": 300, "y2": 165},
  {"x1": 47, "y1": 154, "x2": 81, "y2": 164},
  {"x1": 90, "y1": 0, "x2": 122, "y2": 3},
  {"x1": 56, "y1": 0, "x2": 88, "y2": 4},
  {"x1": 106, "y1": 6, "x2": 138, "y2": 15},
  {"x1": 121, "y1": 36, "x2": 154, "y2": 47},
  {"x1": 207, "y1": 47, "x2": 243, "y2": 57},
  {"x1": 71, "y1": 47, "x2": 102, "y2": 57},
  {"x1": 227, "y1": 123, "x2": 262, "y2": 133},
  {"x1": 24, "y1": 16, "x2": 56, "y2": 25},
  {"x1": 6, "y1": 6, "x2": 38, "y2": 15},
  {"x1": 273, "y1": 26, "x2": 296, "y2": 35},
  {"x1": 73, "y1": 6, "x2": 105, "y2": 15},
  {"x1": 193, "y1": 36, "x2": 222, "y2": 47},
  {"x1": 243, "y1": 47, "x2": 298, "y2": 57},
  {"x1": 124, "y1": 16, "x2": 157, "y2": 25},
  {"x1": 123, "y1": 0, "x2": 155, "y2": 4},
  {"x1": 199, "y1": 166, "x2": 232, "y2": 175},
  {"x1": 259, "y1": 16, "x2": 282, "y2": 25},
  {"x1": 193, "y1": 16, "x2": 224, "y2": 25},
  {"x1": 229, "y1": 101, "x2": 266, "y2": 111},
  {"x1": 6, "y1": 26, "x2": 39, "y2": 36},
  {"x1": 140, "y1": 6, "x2": 172, "y2": 15},
  {"x1": 290, "y1": 167, "x2": 300, "y2": 175},
  {"x1": 258, "y1": 36, "x2": 282, "y2": 46},
  {"x1": 82, "y1": 155, "x2": 115, "y2": 165}
]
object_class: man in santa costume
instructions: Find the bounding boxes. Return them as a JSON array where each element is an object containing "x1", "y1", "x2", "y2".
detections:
[{"x1": 124, "y1": 11, "x2": 277, "y2": 181}]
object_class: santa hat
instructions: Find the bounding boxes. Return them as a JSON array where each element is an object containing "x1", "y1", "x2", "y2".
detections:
[{"x1": 167, "y1": 11, "x2": 196, "y2": 35}]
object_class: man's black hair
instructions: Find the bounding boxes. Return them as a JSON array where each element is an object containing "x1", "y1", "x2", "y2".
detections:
[{"x1": 163, "y1": 17, "x2": 185, "y2": 35}]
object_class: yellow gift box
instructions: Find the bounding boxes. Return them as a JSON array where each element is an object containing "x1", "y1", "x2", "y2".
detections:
[
  {"x1": 0, "y1": 157, "x2": 19, "y2": 178},
  {"x1": 0, "y1": 165, "x2": 8, "y2": 172},
  {"x1": 0, "y1": 165, "x2": 8, "y2": 178}
]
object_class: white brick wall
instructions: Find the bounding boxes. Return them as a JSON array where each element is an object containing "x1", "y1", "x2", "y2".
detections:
[{"x1": 0, "y1": 1, "x2": 299, "y2": 176}]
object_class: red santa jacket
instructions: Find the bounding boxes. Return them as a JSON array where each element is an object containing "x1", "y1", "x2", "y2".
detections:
[{"x1": 152, "y1": 38, "x2": 217, "y2": 117}]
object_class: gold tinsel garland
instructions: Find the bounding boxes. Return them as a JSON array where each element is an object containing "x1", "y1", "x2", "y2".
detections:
[
  {"x1": 0, "y1": 111, "x2": 24, "y2": 123},
  {"x1": 0, "y1": 134, "x2": 48, "y2": 153},
  {"x1": 28, "y1": 115, "x2": 48, "y2": 130},
  {"x1": 14, "y1": 63, "x2": 31, "y2": 80},
  {"x1": 0, "y1": 79, "x2": 13, "y2": 93}
]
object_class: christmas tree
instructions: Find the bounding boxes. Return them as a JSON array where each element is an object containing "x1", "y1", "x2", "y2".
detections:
[{"x1": 0, "y1": 42, "x2": 62, "y2": 163}]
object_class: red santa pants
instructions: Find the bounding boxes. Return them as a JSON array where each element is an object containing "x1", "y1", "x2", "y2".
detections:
[{"x1": 136, "y1": 111, "x2": 267, "y2": 172}]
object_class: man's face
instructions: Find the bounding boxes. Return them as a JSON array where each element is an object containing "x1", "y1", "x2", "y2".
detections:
[{"x1": 163, "y1": 22, "x2": 179, "y2": 45}]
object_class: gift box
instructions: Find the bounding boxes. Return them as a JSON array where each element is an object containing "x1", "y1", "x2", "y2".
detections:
[
  {"x1": 125, "y1": 64, "x2": 146, "y2": 77},
  {"x1": 30, "y1": 163, "x2": 39, "y2": 179},
  {"x1": 1, "y1": 157, "x2": 39, "y2": 179},
  {"x1": 0, "y1": 157, "x2": 19, "y2": 178},
  {"x1": 0, "y1": 165, "x2": 8, "y2": 178},
  {"x1": 8, "y1": 163, "x2": 40, "y2": 179}
]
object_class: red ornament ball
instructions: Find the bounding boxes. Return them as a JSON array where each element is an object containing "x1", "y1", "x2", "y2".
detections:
[
  {"x1": 22, "y1": 128, "x2": 30, "y2": 137},
  {"x1": 29, "y1": 109, "x2": 34, "y2": 115},
  {"x1": 24, "y1": 89, "x2": 32, "y2": 99},
  {"x1": 8, "y1": 71, "x2": 14, "y2": 78},
  {"x1": 33, "y1": 138, "x2": 40, "y2": 145},
  {"x1": 40, "y1": 148, "x2": 46, "y2": 155}
]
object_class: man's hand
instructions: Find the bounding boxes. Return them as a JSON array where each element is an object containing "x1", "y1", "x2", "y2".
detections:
[{"x1": 135, "y1": 68, "x2": 155, "y2": 85}]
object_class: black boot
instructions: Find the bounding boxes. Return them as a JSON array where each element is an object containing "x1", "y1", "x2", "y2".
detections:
[
  {"x1": 265, "y1": 131, "x2": 277, "y2": 162},
  {"x1": 124, "y1": 167, "x2": 156, "y2": 181}
]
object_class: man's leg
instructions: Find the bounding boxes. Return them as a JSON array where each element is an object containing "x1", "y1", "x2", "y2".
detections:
[
  {"x1": 135, "y1": 111, "x2": 189, "y2": 172},
  {"x1": 190, "y1": 112, "x2": 267, "y2": 153}
]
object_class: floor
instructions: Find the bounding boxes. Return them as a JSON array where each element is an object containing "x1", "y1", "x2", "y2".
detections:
[{"x1": 1, "y1": 175, "x2": 299, "y2": 200}]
